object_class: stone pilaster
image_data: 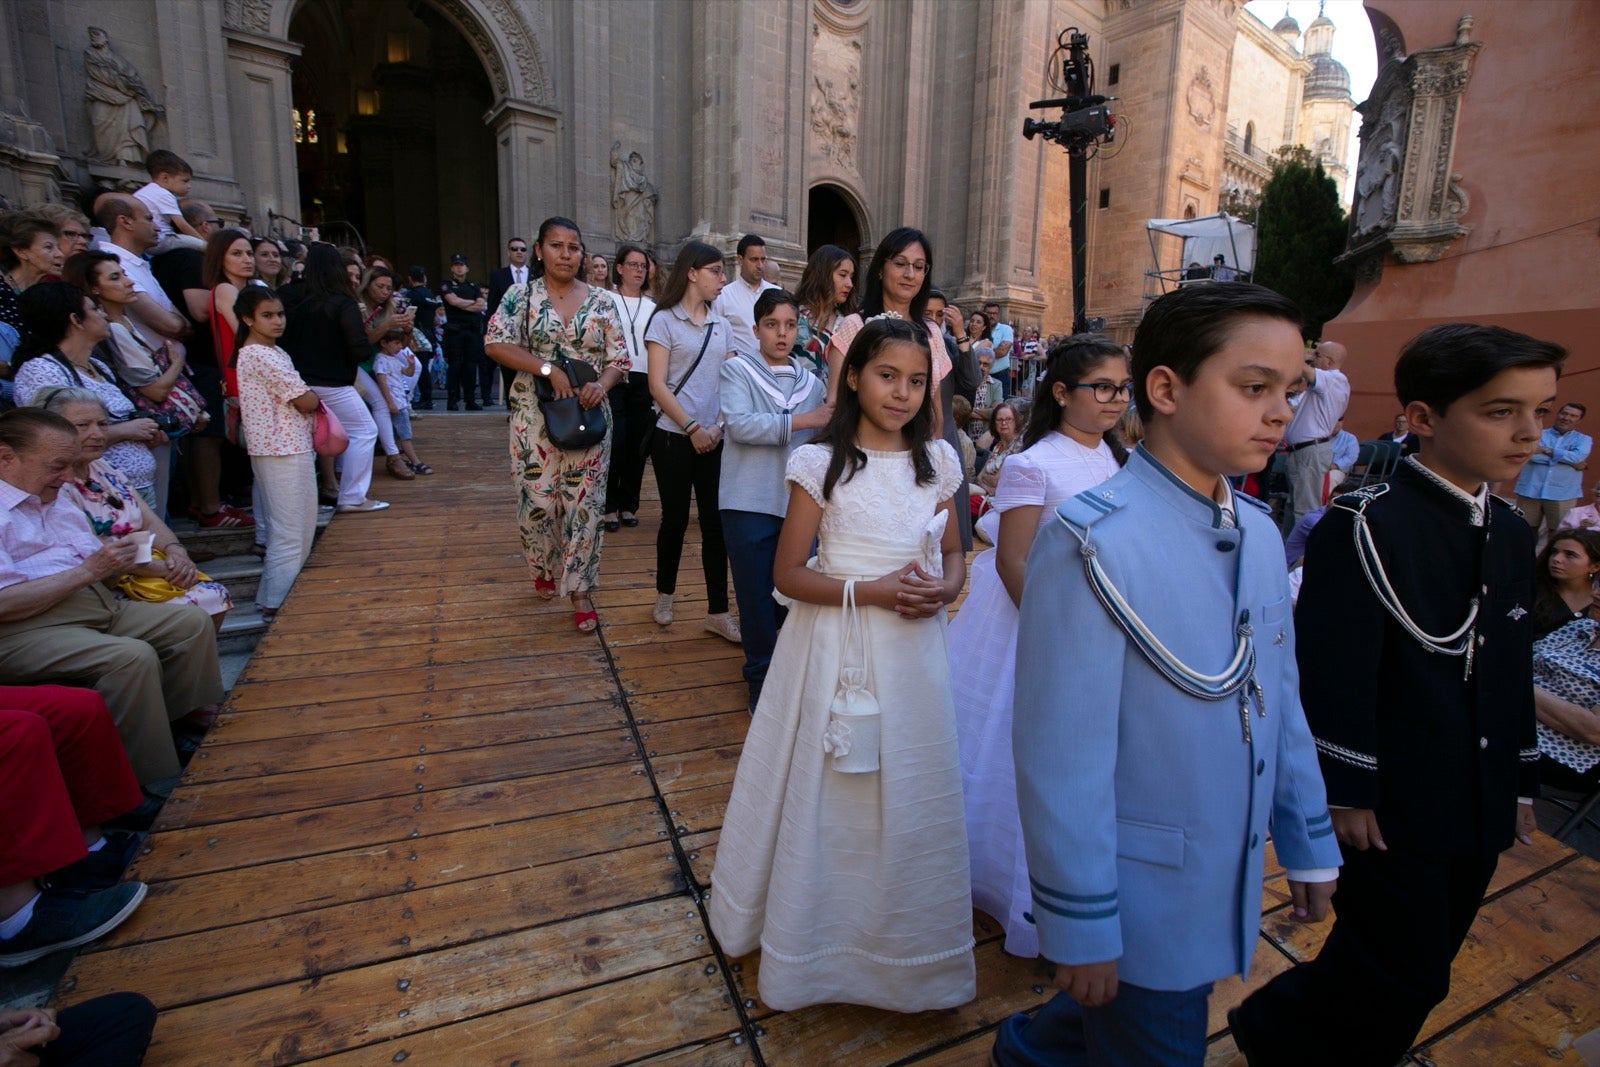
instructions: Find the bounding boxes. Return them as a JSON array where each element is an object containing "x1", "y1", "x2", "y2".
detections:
[{"x1": 222, "y1": 23, "x2": 301, "y2": 227}]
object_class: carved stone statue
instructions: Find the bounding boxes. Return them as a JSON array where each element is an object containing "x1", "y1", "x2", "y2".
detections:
[
  {"x1": 610, "y1": 142, "x2": 657, "y2": 244},
  {"x1": 83, "y1": 27, "x2": 164, "y2": 166}
]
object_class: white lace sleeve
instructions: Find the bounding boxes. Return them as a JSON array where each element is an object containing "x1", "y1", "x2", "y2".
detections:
[
  {"x1": 931, "y1": 439, "x2": 962, "y2": 502},
  {"x1": 993, "y1": 450, "x2": 1047, "y2": 512},
  {"x1": 786, "y1": 444, "x2": 832, "y2": 506}
]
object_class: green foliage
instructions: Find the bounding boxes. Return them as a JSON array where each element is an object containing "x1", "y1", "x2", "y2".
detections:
[{"x1": 1253, "y1": 147, "x2": 1353, "y2": 336}]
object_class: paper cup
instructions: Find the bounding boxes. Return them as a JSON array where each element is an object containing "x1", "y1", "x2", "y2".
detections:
[{"x1": 132, "y1": 531, "x2": 155, "y2": 564}]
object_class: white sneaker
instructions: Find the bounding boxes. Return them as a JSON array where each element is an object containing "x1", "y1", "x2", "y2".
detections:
[
  {"x1": 704, "y1": 612, "x2": 742, "y2": 644},
  {"x1": 653, "y1": 593, "x2": 674, "y2": 625}
]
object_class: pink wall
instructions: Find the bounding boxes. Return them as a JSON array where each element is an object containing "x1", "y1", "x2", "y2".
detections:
[{"x1": 1326, "y1": 1, "x2": 1600, "y2": 439}]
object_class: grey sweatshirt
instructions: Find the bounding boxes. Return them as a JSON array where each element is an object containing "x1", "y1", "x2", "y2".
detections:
[{"x1": 718, "y1": 349, "x2": 828, "y2": 517}]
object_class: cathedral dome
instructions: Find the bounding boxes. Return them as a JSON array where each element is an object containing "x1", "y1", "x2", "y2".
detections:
[
  {"x1": 1273, "y1": 14, "x2": 1301, "y2": 35},
  {"x1": 1304, "y1": 52, "x2": 1351, "y2": 99}
]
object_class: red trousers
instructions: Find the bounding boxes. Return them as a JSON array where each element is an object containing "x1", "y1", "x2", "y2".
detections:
[{"x1": 0, "y1": 685, "x2": 143, "y2": 885}]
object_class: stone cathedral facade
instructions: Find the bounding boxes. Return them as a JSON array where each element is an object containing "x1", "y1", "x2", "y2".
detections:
[{"x1": 0, "y1": 0, "x2": 1351, "y2": 336}]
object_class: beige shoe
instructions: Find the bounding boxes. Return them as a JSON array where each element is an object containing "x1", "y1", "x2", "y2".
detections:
[
  {"x1": 652, "y1": 593, "x2": 674, "y2": 625},
  {"x1": 386, "y1": 454, "x2": 415, "y2": 480},
  {"x1": 704, "y1": 612, "x2": 742, "y2": 644}
]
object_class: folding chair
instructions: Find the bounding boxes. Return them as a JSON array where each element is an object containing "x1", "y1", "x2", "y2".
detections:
[{"x1": 1551, "y1": 782, "x2": 1600, "y2": 843}]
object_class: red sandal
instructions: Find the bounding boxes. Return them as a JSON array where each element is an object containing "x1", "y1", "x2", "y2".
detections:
[
  {"x1": 534, "y1": 578, "x2": 557, "y2": 600},
  {"x1": 572, "y1": 595, "x2": 598, "y2": 633}
]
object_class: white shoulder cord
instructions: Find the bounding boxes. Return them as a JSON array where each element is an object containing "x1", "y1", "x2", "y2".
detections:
[{"x1": 1335, "y1": 486, "x2": 1479, "y2": 679}]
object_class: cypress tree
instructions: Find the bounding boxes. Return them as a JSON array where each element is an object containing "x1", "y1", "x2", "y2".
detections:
[{"x1": 1253, "y1": 146, "x2": 1354, "y2": 337}]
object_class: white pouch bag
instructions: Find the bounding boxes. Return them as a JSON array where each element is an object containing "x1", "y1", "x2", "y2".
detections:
[{"x1": 822, "y1": 579, "x2": 881, "y2": 773}]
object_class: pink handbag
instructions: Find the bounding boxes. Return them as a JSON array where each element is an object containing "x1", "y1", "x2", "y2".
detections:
[{"x1": 312, "y1": 401, "x2": 349, "y2": 457}]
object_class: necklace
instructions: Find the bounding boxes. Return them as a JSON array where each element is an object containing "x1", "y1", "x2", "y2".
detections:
[{"x1": 617, "y1": 293, "x2": 645, "y2": 362}]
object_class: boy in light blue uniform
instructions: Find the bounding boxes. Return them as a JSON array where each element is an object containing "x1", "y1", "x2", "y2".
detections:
[
  {"x1": 719, "y1": 289, "x2": 830, "y2": 712},
  {"x1": 995, "y1": 284, "x2": 1343, "y2": 1066}
]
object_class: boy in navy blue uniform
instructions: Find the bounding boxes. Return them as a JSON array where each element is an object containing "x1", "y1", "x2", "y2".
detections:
[
  {"x1": 995, "y1": 284, "x2": 1341, "y2": 1066},
  {"x1": 1231, "y1": 324, "x2": 1564, "y2": 1065}
]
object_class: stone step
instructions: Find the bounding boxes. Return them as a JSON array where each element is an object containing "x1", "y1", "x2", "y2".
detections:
[
  {"x1": 201, "y1": 553, "x2": 264, "y2": 604},
  {"x1": 219, "y1": 604, "x2": 267, "y2": 657},
  {"x1": 169, "y1": 506, "x2": 335, "y2": 560}
]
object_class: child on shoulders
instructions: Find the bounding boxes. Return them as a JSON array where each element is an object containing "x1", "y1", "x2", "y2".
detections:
[
  {"x1": 708, "y1": 316, "x2": 974, "y2": 1013},
  {"x1": 133, "y1": 150, "x2": 204, "y2": 256}
]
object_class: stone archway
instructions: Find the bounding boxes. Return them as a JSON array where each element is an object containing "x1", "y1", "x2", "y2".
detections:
[
  {"x1": 807, "y1": 183, "x2": 869, "y2": 261},
  {"x1": 222, "y1": 0, "x2": 561, "y2": 247}
]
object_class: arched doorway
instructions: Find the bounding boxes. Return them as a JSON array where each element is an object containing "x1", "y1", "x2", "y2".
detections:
[
  {"x1": 807, "y1": 184, "x2": 866, "y2": 259},
  {"x1": 289, "y1": 0, "x2": 498, "y2": 278}
]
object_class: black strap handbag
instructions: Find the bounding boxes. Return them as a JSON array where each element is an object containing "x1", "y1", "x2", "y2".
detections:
[
  {"x1": 638, "y1": 322, "x2": 714, "y2": 461},
  {"x1": 522, "y1": 286, "x2": 608, "y2": 451}
]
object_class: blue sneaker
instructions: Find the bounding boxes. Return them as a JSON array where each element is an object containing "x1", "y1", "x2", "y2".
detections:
[
  {"x1": 42, "y1": 832, "x2": 143, "y2": 894},
  {"x1": 0, "y1": 882, "x2": 147, "y2": 967}
]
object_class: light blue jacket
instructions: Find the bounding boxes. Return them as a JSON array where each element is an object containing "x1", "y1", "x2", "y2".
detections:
[
  {"x1": 1514, "y1": 428, "x2": 1592, "y2": 502},
  {"x1": 718, "y1": 349, "x2": 827, "y2": 517},
  {"x1": 1013, "y1": 447, "x2": 1340, "y2": 991}
]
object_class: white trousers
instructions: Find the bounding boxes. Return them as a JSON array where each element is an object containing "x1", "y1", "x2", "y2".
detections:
[
  {"x1": 251, "y1": 452, "x2": 318, "y2": 610},
  {"x1": 354, "y1": 368, "x2": 399, "y2": 456},
  {"x1": 309, "y1": 385, "x2": 377, "y2": 506}
]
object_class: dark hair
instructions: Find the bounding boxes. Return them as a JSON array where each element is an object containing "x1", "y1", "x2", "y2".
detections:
[
  {"x1": 0, "y1": 210, "x2": 59, "y2": 271},
  {"x1": 230, "y1": 285, "x2": 281, "y2": 365},
  {"x1": 1023, "y1": 334, "x2": 1131, "y2": 465},
  {"x1": 62, "y1": 250, "x2": 119, "y2": 297},
  {"x1": 1131, "y1": 282, "x2": 1304, "y2": 420},
  {"x1": 736, "y1": 234, "x2": 766, "y2": 257},
  {"x1": 201, "y1": 227, "x2": 253, "y2": 288},
  {"x1": 817, "y1": 317, "x2": 936, "y2": 499},
  {"x1": 753, "y1": 288, "x2": 799, "y2": 323},
  {"x1": 507, "y1": 236, "x2": 527, "y2": 248},
  {"x1": 378, "y1": 327, "x2": 409, "y2": 344},
  {"x1": 407, "y1": 265, "x2": 426, "y2": 282},
  {"x1": 648, "y1": 241, "x2": 724, "y2": 328},
  {"x1": 610, "y1": 243, "x2": 648, "y2": 290},
  {"x1": 1531, "y1": 528, "x2": 1600, "y2": 638},
  {"x1": 530, "y1": 216, "x2": 582, "y2": 281},
  {"x1": 966, "y1": 308, "x2": 992, "y2": 342},
  {"x1": 0, "y1": 407, "x2": 77, "y2": 453},
  {"x1": 179, "y1": 200, "x2": 212, "y2": 227},
  {"x1": 300, "y1": 242, "x2": 357, "y2": 301},
  {"x1": 91, "y1": 196, "x2": 135, "y2": 233},
  {"x1": 793, "y1": 244, "x2": 857, "y2": 323},
  {"x1": 14, "y1": 281, "x2": 92, "y2": 365},
  {"x1": 1561, "y1": 402, "x2": 1587, "y2": 416},
  {"x1": 988, "y1": 400, "x2": 1021, "y2": 444},
  {"x1": 145, "y1": 149, "x2": 192, "y2": 178},
  {"x1": 1394, "y1": 323, "x2": 1567, "y2": 414},
  {"x1": 859, "y1": 227, "x2": 931, "y2": 324}
]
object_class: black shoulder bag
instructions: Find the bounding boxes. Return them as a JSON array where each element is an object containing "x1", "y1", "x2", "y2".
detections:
[
  {"x1": 639, "y1": 322, "x2": 714, "y2": 461},
  {"x1": 523, "y1": 285, "x2": 608, "y2": 451}
]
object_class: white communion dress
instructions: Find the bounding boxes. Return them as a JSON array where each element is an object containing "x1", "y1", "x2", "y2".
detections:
[
  {"x1": 947, "y1": 431, "x2": 1121, "y2": 957},
  {"x1": 708, "y1": 440, "x2": 976, "y2": 1012}
]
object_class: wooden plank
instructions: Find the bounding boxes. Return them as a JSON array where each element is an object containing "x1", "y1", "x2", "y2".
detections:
[
  {"x1": 137, "y1": 760, "x2": 654, "y2": 880},
  {"x1": 116, "y1": 901, "x2": 713, "y2": 1066},
  {"x1": 304, "y1": 958, "x2": 742, "y2": 1067},
  {"x1": 631, "y1": 684, "x2": 751, "y2": 723},
  {"x1": 60, "y1": 842, "x2": 684, "y2": 1011},
  {"x1": 104, "y1": 799, "x2": 667, "y2": 943},
  {"x1": 1486, "y1": 834, "x2": 1574, "y2": 897},
  {"x1": 641, "y1": 711, "x2": 754, "y2": 758},
  {"x1": 169, "y1": 729, "x2": 640, "y2": 825},
  {"x1": 213, "y1": 653, "x2": 609, "y2": 711},
  {"x1": 252, "y1": 612, "x2": 591, "y2": 658},
  {"x1": 213, "y1": 676, "x2": 619, "y2": 744},
  {"x1": 1415, "y1": 940, "x2": 1600, "y2": 1066},
  {"x1": 649, "y1": 744, "x2": 745, "y2": 797}
]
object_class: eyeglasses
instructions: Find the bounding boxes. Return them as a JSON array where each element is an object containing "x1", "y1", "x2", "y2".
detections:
[
  {"x1": 509, "y1": 246, "x2": 528, "y2": 252},
  {"x1": 60, "y1": 230, "x2": 90, "y2": 241},
  {"x1": 1066, "y1": 382, "x2": 1134, "y2": 403},
  {"x1": 889, "y1": 258, "x2": 927, "y2": 274}
]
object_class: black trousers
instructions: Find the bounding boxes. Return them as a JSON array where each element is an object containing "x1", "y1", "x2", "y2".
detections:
[
  {"x1": 1232, "y1": 842, "x2": 1499, "y2": 1066},
  {"x1": 605, "y1": 373, "x2": 654, "y2": 516},
  {"x1": 649, "y1": 429, "x2": 728, "y2": 613},
  {"x1": 41, "y1": 992, "x2": 157, "y2": 1067},
  {"x1": 443, "y1": 330, "x2": 485, "y2": 406}
]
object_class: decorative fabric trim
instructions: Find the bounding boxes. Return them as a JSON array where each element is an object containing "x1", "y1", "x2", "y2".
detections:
[
  {"x1": 1519, "y1": 747, "x2": 1542, "y2": 762},
  {"x1": 1029, "y1": 879, "x2": 1117, "y2": 906},
  {"x1": 759, "y1": 937, "x2": 975, "y2": 968},
  {"x1": 1315, "y1": 737, "x2": 1378, "y2": 771},
  {"x1": 1306, "y1": 810, "x2": 1335, "y2": 839},
  {"x1": 1031, "y1": 897, "x2": 1119, "y2": 921}
]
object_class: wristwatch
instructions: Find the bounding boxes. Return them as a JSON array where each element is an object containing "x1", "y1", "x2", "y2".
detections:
[{"x1": 539, "y1": 361, "x2": 553, "y2": 377}]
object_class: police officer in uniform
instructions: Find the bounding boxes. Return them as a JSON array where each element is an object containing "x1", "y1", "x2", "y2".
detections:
[{"x1": 439, "y1": 253, "x2": 487, "y2": 410}]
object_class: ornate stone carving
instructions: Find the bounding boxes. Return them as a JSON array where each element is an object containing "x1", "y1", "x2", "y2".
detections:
[
  {"x1": 1185, "y1": 67, "x2": 1216, "y2": 129},
  {"x1": 809, "y1": 25, "x2": 861, "y2": 172},
  {"x1": 1338, "y1": 16, "x2": 1482, "y2": 276},
  {"x1": 429, "y1": 0, "x2": 551, "y2": 105},
  {"x1": 610, "y1": 142, "x2": 658, "y2": 243},
  {"x1": 222, "y1": 0, "x2": 273, "y2": 34},
  {"x1": 482, "y1": 0, "x2": 550, "y2": 104},
  {"x1": 83, "y1": 27, "x2": 164, "y2": 167}
]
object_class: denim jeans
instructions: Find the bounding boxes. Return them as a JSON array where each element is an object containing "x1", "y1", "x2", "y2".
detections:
[
  {"x1": 992, "y1": 980, "x2": 1212, "y2": 1067},
  {"x1": 720, "y1": 509, "x2": 786, "y2": 703}
]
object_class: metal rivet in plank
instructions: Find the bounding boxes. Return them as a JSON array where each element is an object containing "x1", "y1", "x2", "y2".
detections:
[{"x1": 396, "y1": 978, "x2": 411, "y2": 991}]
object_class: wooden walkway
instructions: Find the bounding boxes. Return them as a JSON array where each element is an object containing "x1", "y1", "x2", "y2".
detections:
[{"x1": 55, "y1": 414, "x2": 1600, "y2": 1066}]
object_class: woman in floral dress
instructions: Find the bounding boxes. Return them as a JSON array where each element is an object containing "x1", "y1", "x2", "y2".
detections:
[{"x1": 484, "y1": 217, "x2": 630, "y2": 632}]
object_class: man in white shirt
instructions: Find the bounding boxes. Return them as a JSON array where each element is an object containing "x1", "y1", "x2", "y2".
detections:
[
  {"x1": 713, "y1": 234, "x2": 777, "y2": 359},
  {"x1": 0, "y1": 409, "x2": 222, "y2": 786},
  {"x1": 93, "y1": 196, "x2": 187, "y2": 342},
  {"x1": 1283, "y1": 339, "x2": 1353, "y2": 521}
]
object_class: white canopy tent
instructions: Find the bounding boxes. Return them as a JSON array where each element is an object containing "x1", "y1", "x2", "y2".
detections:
[{"x1": 1143, "y1": 213, "x2": 1256, "y2": 302}]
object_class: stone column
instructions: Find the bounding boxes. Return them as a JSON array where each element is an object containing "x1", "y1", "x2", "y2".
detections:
[
  {"x1": 222, "y1": 25, "x2": 302, "y2": 228},
  {"x1": 489, "y1": 99, "x2": 562, "y2": 254}
]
